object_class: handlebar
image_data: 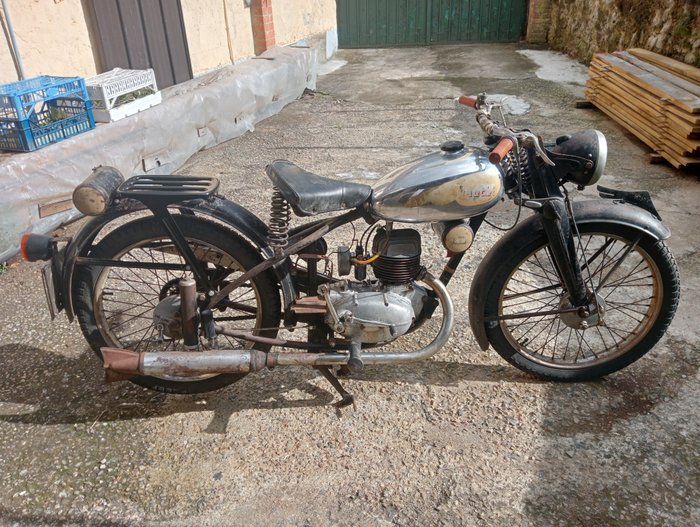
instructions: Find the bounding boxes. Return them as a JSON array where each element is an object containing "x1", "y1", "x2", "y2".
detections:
[
  {"x1": 458, "y1": 93, "x2": 555, "y2": 166},
  {"x1": 457, "y1": 95, "x2": 477, "y2": 109},
  {"x1": 488, "y1": 137, "x2": 515, "y2": 164}
]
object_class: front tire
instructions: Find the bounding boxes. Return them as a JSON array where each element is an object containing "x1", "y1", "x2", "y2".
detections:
[
  {"x1": 483, "y1": 222, "x2": 680, "y2": 381},
  {"x1": 73, "y1": 215, "x2": 281, "y2": 394}
]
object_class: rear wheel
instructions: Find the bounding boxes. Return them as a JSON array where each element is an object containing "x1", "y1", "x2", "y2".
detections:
[
  {"x1": 73, "y1": 215, "x2": 281, "y2": 394},
  {"x1": 483, "y1": 223, "x2": 680, "y2": 380}
]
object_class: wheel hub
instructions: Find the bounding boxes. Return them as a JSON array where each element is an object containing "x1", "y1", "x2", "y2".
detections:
[
  {"x1": 153, "y1": 295, "x2": 182, "y2": 339},
  {"x1": 559, "y1": 292, "x2": 606, "y2": 330}
]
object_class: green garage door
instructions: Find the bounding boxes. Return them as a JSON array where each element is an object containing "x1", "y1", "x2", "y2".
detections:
[{"x1": 337, "y1": 0, "x2": 528, "y2": 48}]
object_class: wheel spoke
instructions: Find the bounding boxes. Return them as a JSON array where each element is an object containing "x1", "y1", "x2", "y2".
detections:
[
  {"x1": 495, "y1": 229, "x2": 663, "y2": 372},
  {"x1": 89, "y1": 226, "x2": 274, "y2": 387}
]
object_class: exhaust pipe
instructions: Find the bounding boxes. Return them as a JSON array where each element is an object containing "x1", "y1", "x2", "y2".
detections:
[
  {"x1": 101, "y1": 347, "x2": 272, "y2": 377},
  {"x1": 102, "y1": 275, "x2": 454, "y2": 378}
]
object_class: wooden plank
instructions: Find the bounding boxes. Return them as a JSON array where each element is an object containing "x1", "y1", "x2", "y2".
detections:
[
  {"x1": 648, "y1": 153, "x2": 665, "y2": 164},
  {"x1": 590, "y1": 65, "x2": 700, "y2": 137},
  {"x1": 628, "y1": 48, "x2": 700, "y2": 85},
  {"x1": 586, "y1": 89, "x2": 661, "y2": 150},
  {"x1": 588, "y1": 86, "x2": 699, "y2": 162},
  {"x1": 586, "y1": 55, "x2": 700, "y2": 166},
  {"x1": 614, "y1": 51, "x2": 700, "y2": 98},
  {"x1": 575, "y1": 100, "x2": 595, "y2": 109},
  {"x1": 593, "y1": 53, "x2": 700, "y2": 113},
  {"x1": 596, "y1": 83, "x2": 699, "y2": 155},
  {"x1": 38, "y1": 197, "x2": 74, "y2": 218},
  {"x1": 589, "y1": 62, "x2": 700, "y2": 127}
]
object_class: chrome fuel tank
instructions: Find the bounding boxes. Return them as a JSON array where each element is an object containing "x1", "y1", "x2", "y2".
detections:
[{"x1": 370, "y1": 144, "x2": 504, "y2": 223}]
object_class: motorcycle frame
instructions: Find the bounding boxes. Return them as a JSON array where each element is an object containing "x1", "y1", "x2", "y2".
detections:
[{"x1": 48, "y1": 141, "x2": 671, "y2": 356}]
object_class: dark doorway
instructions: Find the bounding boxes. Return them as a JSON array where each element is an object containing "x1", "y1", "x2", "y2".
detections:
[{"x1": 88, "y1": 0, "x2": 193, "y2": 89}]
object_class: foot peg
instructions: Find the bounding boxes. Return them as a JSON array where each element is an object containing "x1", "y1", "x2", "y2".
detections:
[{"x1": 347, "y1": 341, "x2": 364, "y2": 373}]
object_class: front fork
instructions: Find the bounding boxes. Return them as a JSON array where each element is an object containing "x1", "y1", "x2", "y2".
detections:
[
  {"x1": 540, "y1": 198, "x2": 588, "y2": 306},
  {"x1": 526, "y1": 146, "x2": 588, "y2": 307}
]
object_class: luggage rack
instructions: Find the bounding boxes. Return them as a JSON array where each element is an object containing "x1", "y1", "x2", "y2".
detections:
[{"x1": 116, "y1": 175, "x2": 220, "y2": 206}]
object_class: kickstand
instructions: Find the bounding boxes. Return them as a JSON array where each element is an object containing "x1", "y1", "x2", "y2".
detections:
[{"x1": 314, "y1": 366, "x2": 355, "y2": 409}]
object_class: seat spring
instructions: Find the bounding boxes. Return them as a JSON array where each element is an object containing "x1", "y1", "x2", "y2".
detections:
[{"x1": 267, "y1": 187, "x2": 291, "y2": 249}]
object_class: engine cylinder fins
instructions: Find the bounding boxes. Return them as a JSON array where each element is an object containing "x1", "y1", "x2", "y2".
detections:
[
  {"x1": 267, "y1": 186, "x2": 291, "y2": 249},
  {"x1": 372, "y1": 255, "x2": 422, "y2": 285},
  {"x1": 371, "y1": 228, "x2": 422, "y2": 285}
]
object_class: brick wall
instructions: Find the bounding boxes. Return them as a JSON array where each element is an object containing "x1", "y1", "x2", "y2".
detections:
[
  {"x1": 526, "y1": 0, "x2": 551, "y2": 44},
  {"x1": 252, "y1": 0, "x2": 276, "y2": 55}
]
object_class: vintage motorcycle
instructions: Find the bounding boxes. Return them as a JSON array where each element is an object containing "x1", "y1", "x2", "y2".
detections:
[{"x1": 21, "y1": 93, "x2": 680, "y2": 406}]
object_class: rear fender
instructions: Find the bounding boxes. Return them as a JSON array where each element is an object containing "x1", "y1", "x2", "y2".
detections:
[
  {"x1": 60, "y1": 196, "x2": 295, "y2": 321},
  {"x1": 468, "y1": 199, "x2": 671, "y2": 350}
]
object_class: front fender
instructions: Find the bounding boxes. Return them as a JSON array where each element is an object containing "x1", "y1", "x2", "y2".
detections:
[
  {"x1": 468, "y1": 199, "x2": 671, "y2": 351},
  {"x1": 60, "y1": 196, "x2": 296, "y2": 321}
]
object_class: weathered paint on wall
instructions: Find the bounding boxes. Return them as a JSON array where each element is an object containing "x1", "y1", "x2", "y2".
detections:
[
  {"x1": 228, "y1": 0, "x2": 256, "y2": 59},
  {"x1": 180, "y1": 0, "x2": 255, "y2": 74},
  {"x1": 180, "y1": 0, "x2": 231, "y2": 71},
  {"x1": 273, "y1": 0, "x2": 337, "y2": 47},
  {"x1": 0, "y1": 0, "x2": 97, "y2": 83},
  {"x1": 546, "y1": 0, "x2": 700, "y2": 66}
]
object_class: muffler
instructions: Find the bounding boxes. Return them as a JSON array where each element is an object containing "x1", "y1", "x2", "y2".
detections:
[
  {"x1": 101, "y1": 275, "x2": 454, "y2": 378},
  {"x1": 101, "y1": 347, "x2": 273, "y2": 377}
]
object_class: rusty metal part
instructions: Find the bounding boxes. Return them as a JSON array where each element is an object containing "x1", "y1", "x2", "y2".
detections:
[
  {"x1": 101, "y1": 275, "x2": 454, "y2": 378},
  {"x1": 206, "y1": 209, "x2": 362, "y2": 309},
  {"x1": 215, "y1": 325, "x2": 338, "y2": 350},
  {"x1": 101, "y1": 347, "x2": 271, "y2": 376},
  {"x1": 179, "y1": 278, "x2": 199, "y2": 347},
  {"x1": 102, "y1": 347, "x2": 143, "y2": 375},
  {"x1": 289, "y1": 295, "x2": 327, "y2": 315}
]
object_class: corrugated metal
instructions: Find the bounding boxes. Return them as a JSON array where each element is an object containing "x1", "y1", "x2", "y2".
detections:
[
  {"x1": 338, "y1": 0, "x2": 528, "y2": 48},
  {"x1": 89, "y1": 0, "x2": 193, "y2": 88},
  {"x1": 338, "y1": 0, "x2": 429, "y2": 47}
]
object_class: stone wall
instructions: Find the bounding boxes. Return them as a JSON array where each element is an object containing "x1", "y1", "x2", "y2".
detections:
[{"x1": 541, "y1": 0, "x2": 700, "y2": 66}]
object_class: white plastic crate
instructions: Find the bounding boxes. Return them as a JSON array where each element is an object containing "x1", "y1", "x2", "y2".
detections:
[{"x1": 86, "y1": 68, "x2": 161, "y2": 122}]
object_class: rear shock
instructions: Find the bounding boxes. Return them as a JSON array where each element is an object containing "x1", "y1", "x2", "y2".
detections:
[{"x1": 267, "y1": 187, "x2": 291, "y2": 251}]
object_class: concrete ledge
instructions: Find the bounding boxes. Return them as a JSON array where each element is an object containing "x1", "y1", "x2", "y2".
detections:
[{"x1": 0, "y1": 46, "x2": 317, "y2": 262}]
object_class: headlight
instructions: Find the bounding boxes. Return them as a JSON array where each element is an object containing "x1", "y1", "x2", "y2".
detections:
[{"x1": 550, "y1": 130, "x2": 608, "y2": 187}]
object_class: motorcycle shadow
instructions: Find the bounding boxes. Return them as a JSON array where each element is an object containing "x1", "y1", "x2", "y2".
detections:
[
  {"x1": 349, "y1": 359, "x2": 536, "y2": 386},
  {"x1": 0, "y1": 343, "x2": 537, "y2": 427}
]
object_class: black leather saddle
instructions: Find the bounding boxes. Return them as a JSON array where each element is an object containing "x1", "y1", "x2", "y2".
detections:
[{"x1": 266, "y1": 160, "x2": 372, "y2": 217}]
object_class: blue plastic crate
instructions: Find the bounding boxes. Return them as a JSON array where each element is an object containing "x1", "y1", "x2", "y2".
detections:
[
  {"x1": 0, "y1": 75, "x2": 90, "y2": 122},
  {"x1": 0, "y1": 98, "x2": 95, "y2": 152}
]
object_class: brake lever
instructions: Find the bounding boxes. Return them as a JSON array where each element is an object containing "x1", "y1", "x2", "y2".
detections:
[{"x1": 520, "y1": 132, "x2": 555, "y2": 166}]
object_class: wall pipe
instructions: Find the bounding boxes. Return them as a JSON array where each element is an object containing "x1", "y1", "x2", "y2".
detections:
[{"x1": 1, "y1": 0, "x2": 25, "y2": 80}]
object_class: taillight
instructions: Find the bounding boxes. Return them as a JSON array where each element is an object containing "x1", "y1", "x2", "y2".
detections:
[{"x1": 20, "y1": 233, "x2": 54, "y2": 261}]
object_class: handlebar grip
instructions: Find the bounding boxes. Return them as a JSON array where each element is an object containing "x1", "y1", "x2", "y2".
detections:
[
  {"x1": 458, "y1": 95, "x2": 478, "y2": 108},
  {"x1": 488, "y1": 137, "x2": 515, "y2": 165}
]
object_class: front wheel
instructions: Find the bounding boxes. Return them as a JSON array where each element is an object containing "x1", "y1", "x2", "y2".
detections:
[
  {"x1": 483, "y1": 222, "x2": 680, "y2": 381},
  {"x1": 73, "y1": 215, "x2": 281, "y2": 394}
]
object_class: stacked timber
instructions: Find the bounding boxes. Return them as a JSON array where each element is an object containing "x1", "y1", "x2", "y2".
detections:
[{"x1": 585, "y1": 48, "x2": 700, "y2": 169}]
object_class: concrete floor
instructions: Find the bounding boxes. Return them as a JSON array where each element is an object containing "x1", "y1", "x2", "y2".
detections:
[{"x1": 0, "y1": 44, "x2": 697, "y2": 526}]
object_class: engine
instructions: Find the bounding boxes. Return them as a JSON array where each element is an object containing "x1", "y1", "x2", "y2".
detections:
[
  {"x1": 324, "y1": 228, "x2": 426, "y2": 344},
  {"x1": 323, "y1": 281, "x2": 427, "y2": 343}
]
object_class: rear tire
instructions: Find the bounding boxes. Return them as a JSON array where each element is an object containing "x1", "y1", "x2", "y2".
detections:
[
  {"x1": 483, "y1": 222, "x2": 680, "y2": 381},
  {"x1": 73, "y1": 215, "x2": 281, "y2": 394}
]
